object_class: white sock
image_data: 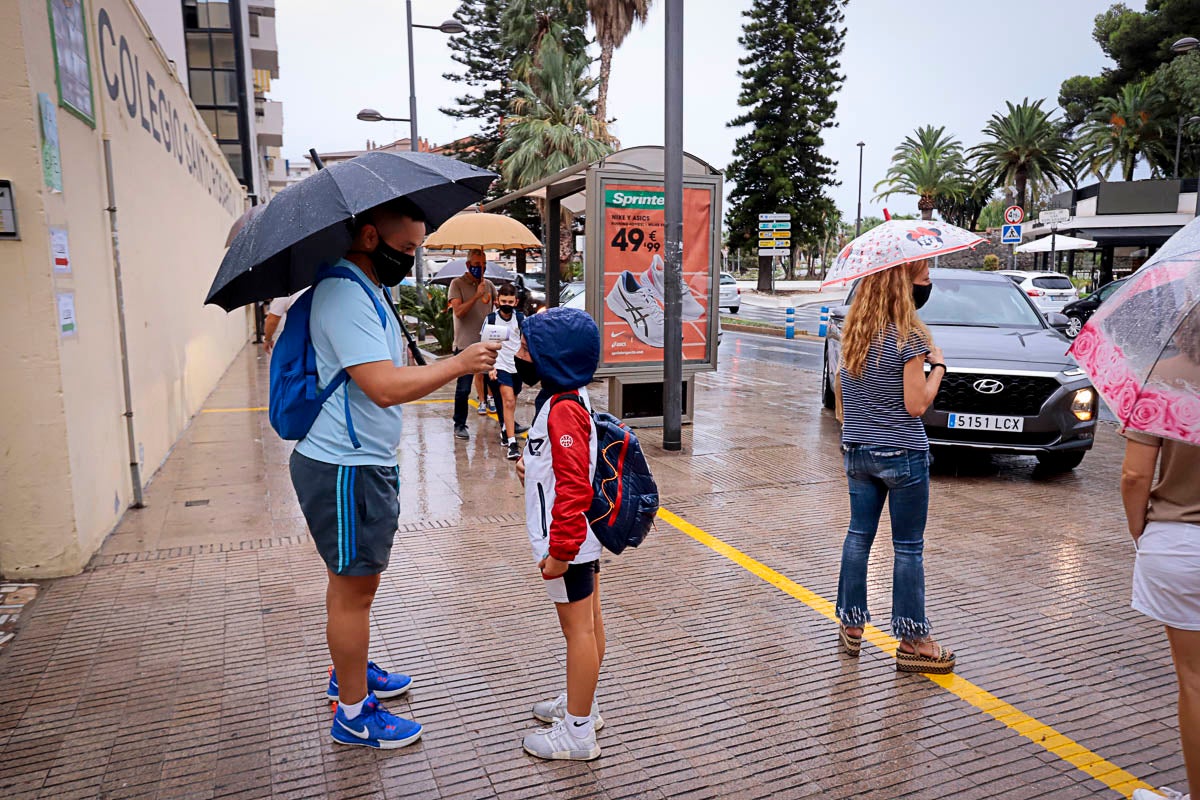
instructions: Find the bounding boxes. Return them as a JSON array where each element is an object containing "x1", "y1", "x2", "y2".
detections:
[
  {"x1": 340, "y1": 697, "x2": 367, "y2": 720},
  {"x1": 508, "y1": 437, "x2": 517, "y2": 445},
  {"x1": 564, "y1": 712, "x2": 594, "y2": 740}
]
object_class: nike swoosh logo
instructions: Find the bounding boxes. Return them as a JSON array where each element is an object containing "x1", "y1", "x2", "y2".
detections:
[
  {"x1": 610, "y1": 332, "x2": 624, "y2": 338},
  {"x1": 573, "y1": 721, "x2": 588, "y2": 727},
  {"x1": 338, "y1": 719, "x2": 372, "y2": 739}
]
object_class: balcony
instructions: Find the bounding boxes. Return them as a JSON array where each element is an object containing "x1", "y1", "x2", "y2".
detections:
[
  {"x1": 249, "y1": 14, "x2": 278, "y2": 78},
  {"x1": 256, "y1": 99, "x2": 283, "y2": 147}
]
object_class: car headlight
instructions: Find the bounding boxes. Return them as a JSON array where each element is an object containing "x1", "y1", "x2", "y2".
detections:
[{"x1": 1072, "y1": 388, "x2": 1096, "y2": 421}]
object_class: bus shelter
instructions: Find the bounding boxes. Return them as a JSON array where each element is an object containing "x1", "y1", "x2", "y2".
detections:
[{"x1": 482, "y1": 146, "x2": 723, "y2": 425}]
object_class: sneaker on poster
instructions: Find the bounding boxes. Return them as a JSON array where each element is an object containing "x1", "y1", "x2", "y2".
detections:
[
  {"x1": 531, "y1": 692, "x2": 604, "y2": 730},
  {"x1": 326, "y1": 661, "x2": 412, "y2": 701},
  {"x1": 640, "y1": 253, "x2": 705, "y2": 321},
  {"x1": 330, "y1": 693, "x2": 422, "y2": 749},
  {"x1": 606, "y1": 271, "x2": 665, "y2": 348},
  {"x1": 522, "y1": 718, "x2": 600, "y2": 761}
]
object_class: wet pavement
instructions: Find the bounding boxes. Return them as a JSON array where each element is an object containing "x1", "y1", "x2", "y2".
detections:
[{"x1": 0, "y1": 335, "x2": 1182, "y2": 799}]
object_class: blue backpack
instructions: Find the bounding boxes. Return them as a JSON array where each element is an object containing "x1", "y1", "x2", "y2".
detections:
[
  {"x1": 552, "y1": 393, "x2": 659, "y2": 555},
  {"x1": 268, "y1": 266, "x2": 392, "y2": 448}
]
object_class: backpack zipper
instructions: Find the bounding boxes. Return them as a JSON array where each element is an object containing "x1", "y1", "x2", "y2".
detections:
[{"x1": 537, "y1": 483, "x2": 548, "y2": 539}]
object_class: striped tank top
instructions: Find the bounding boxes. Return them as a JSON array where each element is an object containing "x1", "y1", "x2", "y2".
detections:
[{"x1": 840, "y1": 325, "x2": 931, "y2": 451}]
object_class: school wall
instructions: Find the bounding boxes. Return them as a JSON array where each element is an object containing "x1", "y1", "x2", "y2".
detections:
[{"x1": 0, "y1": 0, "x2": 251, "y2": 578}]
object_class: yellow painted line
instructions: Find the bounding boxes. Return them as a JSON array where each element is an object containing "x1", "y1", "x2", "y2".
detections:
[
  {"x1": 407, "y1": 398, "x2": 454, "y2": 405},
  {"x1": 655, "y1": 507, "x2": 1154, "y2": 799},
  {"x1": 202, "y1": 407, "x2": 267, "y2": 413}
]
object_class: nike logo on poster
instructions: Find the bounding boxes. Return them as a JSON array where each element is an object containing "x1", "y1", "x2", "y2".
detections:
[
  {"x1": 610, "y1": 332, "x2": 624, "y2": 338},
  {"x1": 338, "y1": 720, "x2": 371, "y2": 739}
]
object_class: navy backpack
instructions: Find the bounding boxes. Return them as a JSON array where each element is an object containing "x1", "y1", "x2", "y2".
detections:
[
  {"x1": 552, "y1": 393, "x2": 659, "y2": 555},
  {"x1": 268, "y1": 266, "x2": 391, "y2": 448}
]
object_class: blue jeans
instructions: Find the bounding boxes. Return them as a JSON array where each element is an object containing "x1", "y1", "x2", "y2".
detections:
[{"x1": 836, "y1": 445, "x2": 932, "y2": 640}]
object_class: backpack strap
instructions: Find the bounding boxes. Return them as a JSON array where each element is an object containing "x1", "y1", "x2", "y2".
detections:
[
  {"x1": 312, "y1": 266, "x2": 392, "y2": 450},
  {"x1": 487, "y1": 311, "x2": 497, "y2": 325}
]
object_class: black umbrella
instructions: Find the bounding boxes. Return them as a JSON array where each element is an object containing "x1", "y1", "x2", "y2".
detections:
[
  {"x1": 429, "y1": 258, "x2": 516, "y2": 286},
  {"x1": 205, "y1": 150, "x2": 496, "y2": 311}
]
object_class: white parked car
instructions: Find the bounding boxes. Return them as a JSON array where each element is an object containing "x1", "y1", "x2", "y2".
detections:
[
  {"x1": 719, "y1": 272, "x2": 741, "y2": 313},
  {"x1": 995, "y1": 270, "x2": 1080, "y2": 314}
]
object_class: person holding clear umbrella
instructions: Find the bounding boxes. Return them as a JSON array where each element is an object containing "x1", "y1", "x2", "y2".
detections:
[
  {"x1": 1068, "y1": 227, "x2": 1200, "y2": 800},
  {"x1": 822, "y1": 219, "x2": 985, "y2": 675}
]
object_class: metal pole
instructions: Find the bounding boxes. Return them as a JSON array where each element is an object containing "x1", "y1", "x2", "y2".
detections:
[
  {"x1": 855, "y1": 141, "x2": 865, "y2": 237},
  {"x1": 662, "y1": 0, "x2": 684, "y2": 451},
  {"x1": 1176, "y1": 115, "x2": 1183, "y2": 179},
  {"x1": 102, "y1": 138, "x2": 145, "y2": 509},
  {"x1": 406, "y1": 0, "x2": 427, "y2": 338},
  {"x1": 1049, "y1": 226, "x2": 1057, "y2": 273}
]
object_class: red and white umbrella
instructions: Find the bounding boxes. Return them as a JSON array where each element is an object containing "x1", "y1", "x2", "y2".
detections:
[{"x1": 822, "y1": 219, "x2": 984, "y2": 288}]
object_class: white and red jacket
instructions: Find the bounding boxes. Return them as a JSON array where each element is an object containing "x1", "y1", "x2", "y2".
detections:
[{"x1": 524, "y1": 387, "x2": 602, "y2": 565}]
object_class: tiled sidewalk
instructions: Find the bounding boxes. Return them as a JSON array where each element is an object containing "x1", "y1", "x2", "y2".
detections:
[{"x1": 0, "y1": 344, "x2": 1183, "y2": 799}]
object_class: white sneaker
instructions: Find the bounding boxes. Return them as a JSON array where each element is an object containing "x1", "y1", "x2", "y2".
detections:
[
  {"x1": 640, "y1": 253, "x2": 705, "y2": 321},
  {"x1": 521, "y1": 718, "x2": 600, "y2": 761},
  {"x1": 1133, "y1": 789, "x2": 1188, "y2": 800},
  {"x1": 531, "y1": 693, "x2": 604, "y2": 730},
  {"x1": 606, "y1": 271, "x2": 665, "y2": 347}
]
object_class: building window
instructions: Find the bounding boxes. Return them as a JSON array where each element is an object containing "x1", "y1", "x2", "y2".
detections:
[{"x1": 182, "y1": 0, "x2": 244, "y2": 181}]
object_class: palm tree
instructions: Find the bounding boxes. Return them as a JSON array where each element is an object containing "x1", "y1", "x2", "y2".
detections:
[
  {"x1": 936, "y1": 168, "x2": 994, "y2": 231},
  {"x1": 498, "y1": 35, "x2": 612, "y2": 267},
  {"x1": 874, "y1": 126, "x2": 967, "y2": 220},
  {"x1": 1076, "y1": 81, "x2": 1171, "y2": 182},
  {"x1": 970, "y1": 98, "x2": 1075, "y2": 211},
  {"x1": 586, "y1": 0, "x2": 650, "y2": 139}
]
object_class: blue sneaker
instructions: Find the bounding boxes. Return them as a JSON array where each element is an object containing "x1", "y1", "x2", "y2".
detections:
[
  {"x1": 326, "y1": 661, "x2": 413, "y2": 701},
  {"x1": 330, "y1": 693, "x2": 422, "y2": 749}
]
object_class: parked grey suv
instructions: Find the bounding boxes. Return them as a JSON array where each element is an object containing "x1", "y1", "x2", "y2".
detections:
[{"x1": 821, "y1": 268, "x2": 1099, "y2": 471}]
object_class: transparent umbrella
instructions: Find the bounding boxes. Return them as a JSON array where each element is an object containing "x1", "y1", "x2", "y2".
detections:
[
  {"x1": 822, "y1": 219, "x2": 984, "y2": 288},
  {"x1": 1069, "y1": 217, "x2": 1200, "y2": 445}
]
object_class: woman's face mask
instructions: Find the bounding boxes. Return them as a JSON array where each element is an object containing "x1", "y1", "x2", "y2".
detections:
[{"x1": 912, "y1": 281, "x2": 933, "y2": 310}]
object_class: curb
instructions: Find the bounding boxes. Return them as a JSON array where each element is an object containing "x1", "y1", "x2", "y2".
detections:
[{"x1": 721, "y1": 321, "x2": 825, "y2": 343}]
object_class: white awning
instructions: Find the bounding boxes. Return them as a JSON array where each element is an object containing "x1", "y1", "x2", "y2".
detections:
[{"x1": 1015, "y1": 233, "x2": 1098, "y2": 253}]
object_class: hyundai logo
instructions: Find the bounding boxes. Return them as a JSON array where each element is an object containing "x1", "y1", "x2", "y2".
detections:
[{"x1": 973, "y1": 378, "x2": 1005, "y2": 395}]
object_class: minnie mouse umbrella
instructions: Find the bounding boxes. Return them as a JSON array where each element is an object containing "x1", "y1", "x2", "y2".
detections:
[{"x1": 822, "y1": 219, "x2": 984, "y2": 288}]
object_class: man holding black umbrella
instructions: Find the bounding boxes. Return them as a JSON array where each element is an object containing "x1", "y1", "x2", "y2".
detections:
[{"x1": 288, "y1": 198, "x2": 500, "y2": 749}]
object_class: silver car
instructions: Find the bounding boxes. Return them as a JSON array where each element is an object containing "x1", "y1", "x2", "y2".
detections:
[
  {"x1": 718, "y1": 272, "x2": 741, "y2": 313},
  {"x1": 821, "y1": 269, "x2": 1097, "y2": 472},
  {"x1": 996, "y1": 270, "x2": 1080, "y2": 313}
]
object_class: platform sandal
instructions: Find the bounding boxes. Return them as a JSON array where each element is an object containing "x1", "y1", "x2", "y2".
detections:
[
  {"x1": 838, "y1": 625, "x2": 862, "y2": 657},
  {"x1": 895, "y1": 639, "x2": 956, "y2": 674}
]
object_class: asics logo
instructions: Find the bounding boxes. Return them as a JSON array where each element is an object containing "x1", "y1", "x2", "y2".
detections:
[{"x1": 338, "y1": 720, "x2": 371, "y2": 739}]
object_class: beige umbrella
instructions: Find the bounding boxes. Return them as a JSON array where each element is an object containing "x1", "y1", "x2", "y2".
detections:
[{"x1": 423, "y1": 211, "x2": 541, "y2": 251}]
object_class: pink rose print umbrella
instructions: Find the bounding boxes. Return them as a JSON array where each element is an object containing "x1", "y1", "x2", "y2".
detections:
[
  {"x1": 1069, "y1": 216, "x2": 1200, "y2": 445},
  {"x1": 822, "y1": 218, "x2": 985, "y2": 288}
]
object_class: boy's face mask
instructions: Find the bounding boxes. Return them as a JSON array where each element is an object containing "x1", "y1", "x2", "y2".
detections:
[{"x1": 514, "y1": 357, "x2": 540, "y2": 386}]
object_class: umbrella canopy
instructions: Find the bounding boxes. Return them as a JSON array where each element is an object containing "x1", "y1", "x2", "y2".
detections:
[
  {"x1": 423, "y1": 211, "x2": 542, "y2": 251},
  {"x1": 822, "y1": 219, "x2": 984, "y2": 288},
  {"x1": 429, "y1": 258, "x2": 515, "y2": 286},
  {"x1": 1069, "y1": 216, "x2": 1200, "y2": 445},
  {"x1": 225, "y1": 204, "x2": 265, "y2": 247},
  {"x1": 205, "y1": 151, "x2": 496, "y2": 311},
  {"x1": 1015, "y1": 234, "x2": 1097, "y2": 253}
]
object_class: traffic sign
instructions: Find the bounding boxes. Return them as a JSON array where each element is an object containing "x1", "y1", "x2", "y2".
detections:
[
  {"x1": 1001, "y1": 224, "x2": 1022, "y2": 244},
  {"x1": 758, "y1": 221, "x2": 791, "y2": 230},
  {"x1": 758, "y1": 248, "x2": 791, "y2": 256},
  {"x1": 1004, "y1": 205, "x2": 1024, "y2": 225},
  {"x1": 1040, "y1": 208, "x2": 1069, "y2": 225},
  {"x1": 768, "y1": 230, "x2": 791, "y2": 238},
  {"x1": 759, "y1": 213, "x2": 791, "y2": 221},
  {"x1": 759, "y1": 239, "x2": 791, "y2": 248}
]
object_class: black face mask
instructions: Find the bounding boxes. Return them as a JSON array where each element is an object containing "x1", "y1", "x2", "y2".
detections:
[
  {"x1": 514, "y1": 357, "x2": 540, "y2": 386},
  {"x1": 370, "y1": 240, "x2": 415, "y2": 286},
  {"x1": 913, "y1": 282, "x2": 933, "y2": 309},
  {"x1": 497, "y1": 306, "x2": 515, "y2": 319}
]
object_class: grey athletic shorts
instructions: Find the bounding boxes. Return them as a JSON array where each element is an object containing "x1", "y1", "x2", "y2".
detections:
[{"x1": 290, "y1": 450, "x2": 401, "y2": 576}]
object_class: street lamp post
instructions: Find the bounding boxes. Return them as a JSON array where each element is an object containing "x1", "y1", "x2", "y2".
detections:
[
  {"x1": 1172, "y1": 37, "x2": 1198, "y2": 179},
  {"x1": 854, "y1": 141, "x2": 865, "y2": 237},
  {"x1": 358, "y1": 10, "x2": 464, "y2": 338}
]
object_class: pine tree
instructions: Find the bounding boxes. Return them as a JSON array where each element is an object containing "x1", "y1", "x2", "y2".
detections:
[
  {"x1": 724, "y1": 0, "x2": 846, "y2": 292},
  {"x1": 441, "y1": 0, "x2": 509, "y2": 172}
]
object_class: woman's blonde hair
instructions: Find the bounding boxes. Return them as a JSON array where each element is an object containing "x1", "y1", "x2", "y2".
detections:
[{"x1": 841, "y1": 260, "x2": 933, "y2": 378}]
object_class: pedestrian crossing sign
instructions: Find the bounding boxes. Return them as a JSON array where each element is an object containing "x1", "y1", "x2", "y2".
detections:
[{"x1": 1001, "y1": 224, "x2": 1022, "y2": 244}]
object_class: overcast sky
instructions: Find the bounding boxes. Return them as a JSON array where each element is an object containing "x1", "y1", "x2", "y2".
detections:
[{"x1": 271, "y1": 0, "x2": 1141, "y2": 221}]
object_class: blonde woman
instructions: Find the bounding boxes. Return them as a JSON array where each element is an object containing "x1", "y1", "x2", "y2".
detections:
[{"x1": 835, "y1": 259, "x2": 956, "y2": 674}]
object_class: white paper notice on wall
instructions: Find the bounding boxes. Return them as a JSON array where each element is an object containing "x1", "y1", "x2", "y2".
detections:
[
  {"x1": 50, "y1": 227, "x2": 71, "y2": 274},
  {"x1": 56, "y1": 292, "x2": 76, "y2": 337}
]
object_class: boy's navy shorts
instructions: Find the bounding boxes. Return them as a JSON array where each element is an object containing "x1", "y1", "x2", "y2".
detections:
[
  {"x1": 290, "y1": 450, "x2": 400, "y2": 576},
  {"x1": 495, "y1": 370, "x2": 523, "y2": 394},
  {"x1": 544, "y1": 560, "x2": 600, "y2": 604}
]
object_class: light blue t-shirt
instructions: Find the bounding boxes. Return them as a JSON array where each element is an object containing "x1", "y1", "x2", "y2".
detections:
[{"x1": 295, "y1": 260, "x2": 405, "y2": 466}]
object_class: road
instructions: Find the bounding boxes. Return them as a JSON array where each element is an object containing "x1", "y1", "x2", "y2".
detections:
[{"x1": 723, "y1": 302, "x2": 827, "y2": 333}]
